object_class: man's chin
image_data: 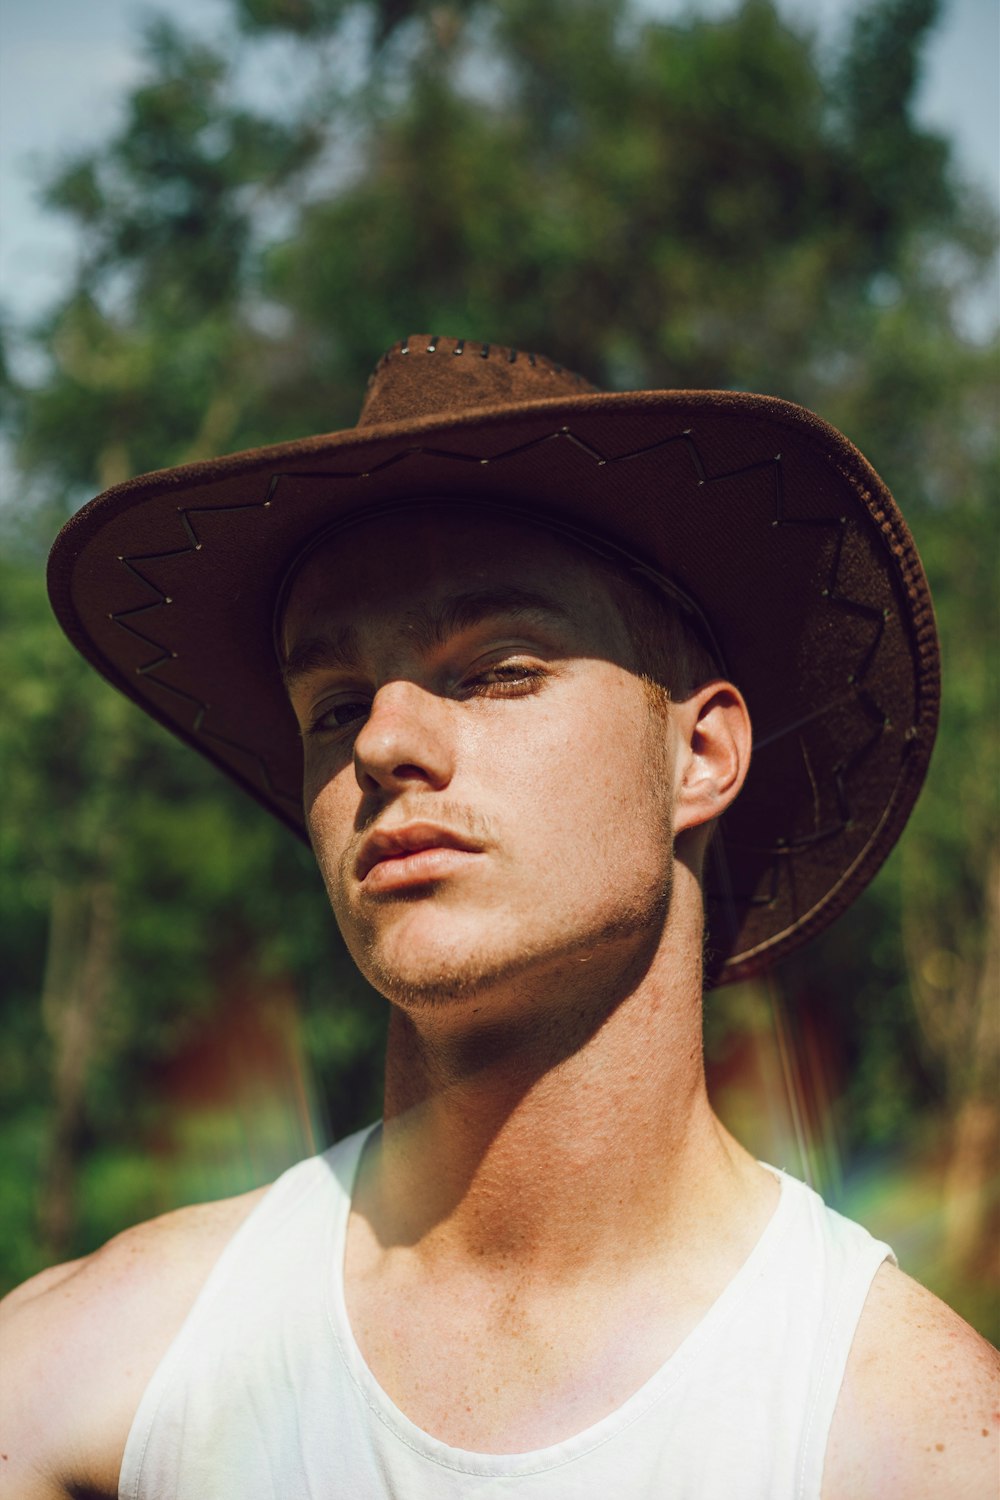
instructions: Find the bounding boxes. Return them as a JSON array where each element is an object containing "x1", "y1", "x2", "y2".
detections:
[
  {"x1": 354, "y1": 943, "x2": 510, "y2": 1009},
  {"x1": 341, "y1": 888, "x2": 672, "y2": 1012},
  {"x1": 341, "y1": 899, "x2": 500, "y2": 991}
]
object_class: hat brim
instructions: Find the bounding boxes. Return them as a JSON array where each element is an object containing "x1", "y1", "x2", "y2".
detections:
[{"x1": 47, "y1": 388, "x2": 939, "y2": 984}]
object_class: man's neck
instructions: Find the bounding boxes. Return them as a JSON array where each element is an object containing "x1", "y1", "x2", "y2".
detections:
[{"x1": 355, "y1": 885, "x2": 767, "y2": 1284}]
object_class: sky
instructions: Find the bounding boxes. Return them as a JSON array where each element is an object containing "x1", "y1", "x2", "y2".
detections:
[{"x1": 1, "y1": 0, "x2": 997, "y2": 327}]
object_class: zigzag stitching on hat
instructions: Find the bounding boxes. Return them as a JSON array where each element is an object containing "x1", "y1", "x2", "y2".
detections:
[
  {"x1": 601, "y1": 429, "x2": 704, "y2": 475},
  {"x1": 179, "y1": 497, "x2": 274, "y2": 540},
  {"x1": 362, "y1": 445, "x2": 485, "y2": 476},
  {"x1": 110, "y1": 515, "x2": 299, "y2": 806},
  {"x1": 714, "y1": 680, "x2": 890, "y2": 909},
  {"x1": 107, "y1": 639, "x2": 300, "y2": 805},
  {"x1": 111, "y1": 424, "x2": 892, "y2": 841},
  {"x1": 119, "y1": 546, "x2": 192, "y2": 575},
  {"x1": 754, "y1": 478, "x2": 888, "y2": 723},
  {"x1": 154, "y1": 671, "x2": 301, "y2": 806}
]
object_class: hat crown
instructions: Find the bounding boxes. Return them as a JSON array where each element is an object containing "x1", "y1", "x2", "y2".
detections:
[{"x1": 356, "y1": 334, "x2": 599, "y2": 427}]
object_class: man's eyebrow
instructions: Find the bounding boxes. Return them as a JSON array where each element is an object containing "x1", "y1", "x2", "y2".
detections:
[
  {"x1": 413, "y1": 587, "x2": 571, "y2": 650},
  {"x1": 281, "y1": 626, "x2": 361, "y2": 690},
  {"x1": 281, "y1": 588, "x2": 570, "y2": 691}
]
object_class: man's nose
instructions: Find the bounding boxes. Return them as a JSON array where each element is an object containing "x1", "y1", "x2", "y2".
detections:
[{"x1": 353, "y1": 680, "x2": 454, "y2": 796}]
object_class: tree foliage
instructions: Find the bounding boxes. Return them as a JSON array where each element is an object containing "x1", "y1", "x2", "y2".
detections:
[{"x1": 1, "y1": 0, "x2": 996, "y2": 1332}]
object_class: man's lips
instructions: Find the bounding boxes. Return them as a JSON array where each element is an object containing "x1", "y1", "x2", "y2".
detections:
[{"x1": 355, "y1": 823, "x2": 487, "y2": 884}]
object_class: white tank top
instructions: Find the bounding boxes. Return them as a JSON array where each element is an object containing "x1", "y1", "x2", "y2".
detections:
[{"x1": 118, "y1": 1124, "x2": 893, "y2": 1500}]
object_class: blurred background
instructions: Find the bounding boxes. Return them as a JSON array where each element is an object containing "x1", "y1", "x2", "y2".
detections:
[{"x1": 0, "y1": 0, "x2": 997, "y2": 1340}]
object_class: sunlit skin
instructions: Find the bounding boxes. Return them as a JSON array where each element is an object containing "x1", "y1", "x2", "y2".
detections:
[{"x1": 279, "y1": 507, "x2": 779, "y2": 1450}]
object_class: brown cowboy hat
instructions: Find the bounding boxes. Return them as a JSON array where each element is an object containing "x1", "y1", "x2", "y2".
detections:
[{"x1": 47, "y1": 334, "x2": 939, "y2": 985}]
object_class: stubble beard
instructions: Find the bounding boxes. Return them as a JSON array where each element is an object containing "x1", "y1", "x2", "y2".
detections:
[{"x1": 335, "y1": 846, "x2": 677, "y2": 1016}]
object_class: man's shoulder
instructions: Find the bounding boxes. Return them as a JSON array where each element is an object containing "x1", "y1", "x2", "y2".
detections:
[
  {"x1": 0, "y1": 1186, "x2": 268, "y2": 1500},
  {"x1": 824, "y1": 1259, "x2": 999, "y2": 1500}
]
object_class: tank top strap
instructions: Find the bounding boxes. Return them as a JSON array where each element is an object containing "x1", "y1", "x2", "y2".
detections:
[
  {"x1": 784, "y1": 1172, "x2": 896, "y2": 1498},
  {"x1": 118, "y1": 1124, "x2": 375, "y2": 1500}
]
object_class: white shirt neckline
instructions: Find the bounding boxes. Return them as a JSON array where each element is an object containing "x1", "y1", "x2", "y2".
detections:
[{"x1": 323, "y1": 1123, "x2": 797, "y2": 1478}]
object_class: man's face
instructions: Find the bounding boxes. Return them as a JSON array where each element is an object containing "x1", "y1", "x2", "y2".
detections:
[{"x1": 280, "y1": 509, "x2": 681, "y2": 1016}]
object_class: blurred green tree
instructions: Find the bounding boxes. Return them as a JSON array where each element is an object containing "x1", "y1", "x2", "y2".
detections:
[{"x1": 1, "y1": 0, "x2": 995, "y2": 1331}]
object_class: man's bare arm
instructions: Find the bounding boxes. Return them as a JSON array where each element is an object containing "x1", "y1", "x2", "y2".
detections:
[
  {"x1": 0, "y1": 1191, "x2": 266, "y2": 1499},
  {"x1": 824, "y1": 1261, "x2": 1000, "y2": 1500}
]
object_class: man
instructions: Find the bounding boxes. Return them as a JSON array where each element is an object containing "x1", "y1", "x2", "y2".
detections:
[{"x1": 3, "y1": 335, "x2": 996, "y2": 1497}]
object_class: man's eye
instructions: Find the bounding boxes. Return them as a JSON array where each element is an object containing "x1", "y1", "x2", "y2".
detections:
[
  {"x1": 467, "y1": 663, "x2": 544, "y2": 694},
  {"x1": 308, "y1": 700, "x2": 370, "y2": 734}
]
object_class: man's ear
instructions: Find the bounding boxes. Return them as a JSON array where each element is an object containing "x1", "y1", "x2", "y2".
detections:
[{"x1": 671, "y1": 680, "x2": 752, "y2": 841}]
